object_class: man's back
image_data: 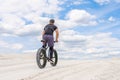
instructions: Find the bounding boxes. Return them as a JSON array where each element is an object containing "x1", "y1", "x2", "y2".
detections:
[{"x1": 44, "y1": 24, "x2": 57, "y2": 35}]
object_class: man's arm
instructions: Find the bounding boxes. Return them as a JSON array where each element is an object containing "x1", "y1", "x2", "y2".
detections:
[
  {"x1": 55, "y1": 29, "x2": 59, "y2": 42},
  {"x1": 42, "y1": 30, "x2": 45, "y2": 39}
]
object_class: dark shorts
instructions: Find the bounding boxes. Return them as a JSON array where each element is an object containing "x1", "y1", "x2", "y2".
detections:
[{"x1": 43, "y1": 35, "x2": 54, "y2": 47}]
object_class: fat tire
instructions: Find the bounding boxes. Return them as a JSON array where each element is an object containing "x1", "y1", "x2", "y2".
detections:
[
  {"x1": 50, "y1": 50, "x2": 58, "y2": 66},
  {"x1": 36, "y1": 48, "x2": 47, "y2": 69}
]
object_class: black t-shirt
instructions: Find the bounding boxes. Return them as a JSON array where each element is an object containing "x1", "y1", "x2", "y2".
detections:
[{"x1": 44, "y1": 24, "x2": 57, "y2": 35}]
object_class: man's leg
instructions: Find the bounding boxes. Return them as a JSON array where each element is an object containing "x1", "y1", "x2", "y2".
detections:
[
  {"x1": 49, "y1": 46, "x2": 53, "y2": 59},
  {"x1": 42, "y1": 35, "x2": 47, "y2": 48},
  {"x1": 47, "y1": 35, "x2": 54, "y2": 60}
]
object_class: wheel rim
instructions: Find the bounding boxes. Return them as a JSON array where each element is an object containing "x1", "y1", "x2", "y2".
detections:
[
  {"x1": 52, "y1": 53, "x2": 56, "y2": 62},
  {"x1": 39, "y1": 52, "x2": 45, "y2": 66}
]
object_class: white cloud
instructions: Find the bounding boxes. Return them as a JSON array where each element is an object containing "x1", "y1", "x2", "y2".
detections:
[
  {"x1": 108, "y1": 16, "x2": 115, "y2": 22},
  {"x1": 14, "y1": 23, "x2": 42, "y2": 36},
  {"x1": 0, "y1": 0, "x2": 61, "y2": 15},
  {"x1": 73, "y1": 1, "x2": 83, "y2": 5},
  {"x1": 0, "y1": 33, "x2": 18, "y2": 37},
  {"x1": 94, "y1": 0, "x2": 110, "y2": 5},
  {"x1": 52, "y1": 12, "x2": 97, "y2": 32},
  {"x1": 0, "y1": 10, "x2": 97, "y2": 37},
  {"x1": 56, "y1": 19, "x2": 76, "y2": 29},
  {"x1": 55, "y1": 30, "x2": 120, "y2": 59},
  {"x1": 0, "y1": 17, "x2": 43, "y2": 36},
  {"x1": 60, "y1": 30, "x2": 87, "y2": 41},
  {"x1": 92, "y1": 53, "x2": 109, "y2": 57},
  {"x1": 1, "y1": 14, "x2": 25, "y2": 27},
  {"x1": 0, "y1": 40, "x2": 23, "y2": 50},
  {"x1": 0, "y1": 14, "x2": 25, "y2": 35},
  {"x1": 0, "y1": 0, "x2": 62, "y2": 36},
  {"x1": 72, "y1": 0, "x2": 88, "y2": 5},
  {"x1": 62, "y1": 0, "x2": 88, "y2": 7},
  {"x1": 22, "y1": 49, "x2": 37, "y2": 54},
  {"x1": 66, "y1": 9, "x2": 97, "y2": 26},
  {"x1": 0, "y1": 0, "x2": 98, "y2": 37},
  {"x1": 11, "y1": 43, "x2": 23, "y2": 50}
]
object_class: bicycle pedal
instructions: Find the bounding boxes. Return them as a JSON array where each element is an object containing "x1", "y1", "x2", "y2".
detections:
[{"x1": 48, "y1": 59, "x2": 53, "y2": 63}]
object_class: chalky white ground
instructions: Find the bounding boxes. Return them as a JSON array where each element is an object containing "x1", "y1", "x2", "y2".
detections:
[{"x1": 0, "y1": 53, "x2": 120, "y2": 80}]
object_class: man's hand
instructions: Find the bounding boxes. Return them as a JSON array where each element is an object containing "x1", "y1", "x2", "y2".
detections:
[
  {"x1": 55, "y1": 39, "x2": 58, "y2": 42},
  {"x1": 55, "y1": 29, "x2": 59, "y2": 42}
]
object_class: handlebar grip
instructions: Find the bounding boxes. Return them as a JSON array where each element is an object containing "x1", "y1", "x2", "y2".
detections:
[{"x1": 41, "y1": 40, "x2": 45, "y2": 42}]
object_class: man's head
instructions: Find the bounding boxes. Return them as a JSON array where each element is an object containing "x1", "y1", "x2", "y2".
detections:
[{"x1": 49, "y1": 19, "x2": 55, "y2": 24}]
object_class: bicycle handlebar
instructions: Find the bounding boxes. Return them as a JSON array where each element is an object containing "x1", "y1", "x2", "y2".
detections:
[
  {"x1": 41, "y1": 40, "x2": 56, "y2": 43},
  {"x1": 41, "y1": 40, "x2": 45, "y2": 42}
]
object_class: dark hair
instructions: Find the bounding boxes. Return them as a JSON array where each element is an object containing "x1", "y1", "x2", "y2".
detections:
[{"x1": 49, "y1": 19, "x2": 55, "y2": 23}]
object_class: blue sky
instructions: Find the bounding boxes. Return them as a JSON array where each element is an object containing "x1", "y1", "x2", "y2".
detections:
[{"x1": 0, "y1": 0, "x2": 120, "y2": 59}]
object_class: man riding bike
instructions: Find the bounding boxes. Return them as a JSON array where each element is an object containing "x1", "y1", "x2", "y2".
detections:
[{"x1": 42, "y1": 19, "x2": 59, "y2": 61}]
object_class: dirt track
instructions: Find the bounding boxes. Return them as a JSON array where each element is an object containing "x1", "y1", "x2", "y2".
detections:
[{"x1": 0, "y1": 54, "x2": 120, "y2": 80}]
